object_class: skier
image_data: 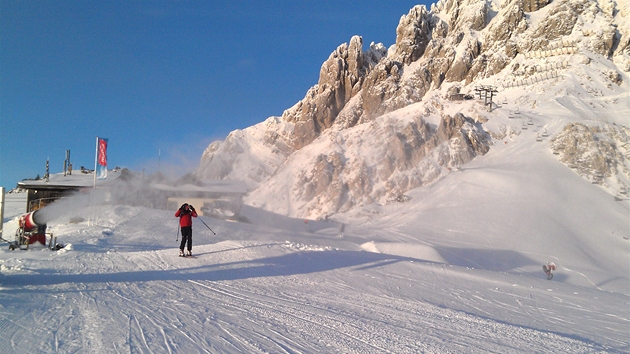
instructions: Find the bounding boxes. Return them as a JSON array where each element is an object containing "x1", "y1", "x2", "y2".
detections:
[
  {"x1": 543, "y1": 262, "x2": 556, "y2": 280},
  {"x1": 175, "y1": 203, "x2": 197, "y2": 257}
]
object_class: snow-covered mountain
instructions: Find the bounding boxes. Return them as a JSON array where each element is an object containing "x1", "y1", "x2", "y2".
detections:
[{"x1": 196, "y1": 0, "x2": 630, "y2": 219}]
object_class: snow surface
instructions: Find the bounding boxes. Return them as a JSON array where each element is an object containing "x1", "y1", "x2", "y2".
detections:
[{"x1": 1, "y1": 129, "x2": 629, "y2": 353}]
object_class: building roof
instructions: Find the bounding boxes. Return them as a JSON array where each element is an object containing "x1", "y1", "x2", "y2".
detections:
[
  {"x1": 17, "y1": 170, "x2": 123, "y2": 190},
  {"x1": 17, "y1": 169, "x2": 247, "y2": 195}
]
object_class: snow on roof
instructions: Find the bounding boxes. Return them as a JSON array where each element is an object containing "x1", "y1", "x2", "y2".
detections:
[
  {"x1": 17, "y1": 170, "x2": 247, "y2": 195},
  {"x1": 17, "y1": 170, "x2": 123, "y2": 189}
]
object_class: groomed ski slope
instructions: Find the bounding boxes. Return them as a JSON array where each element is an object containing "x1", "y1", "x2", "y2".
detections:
[{"x1": 1, "y1": 117, "x2": 628, "y2": 353}]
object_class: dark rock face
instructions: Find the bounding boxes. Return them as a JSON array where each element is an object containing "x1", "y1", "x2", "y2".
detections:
[
  {"x1": 283, "y1": 36, "x2": 385, "y2": 149},
  {"x1": 394, "y1": 5, "x2": 432, "y2": 65}
]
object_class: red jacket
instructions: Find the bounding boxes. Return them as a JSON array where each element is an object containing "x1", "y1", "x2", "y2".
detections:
[{"x1": 175, "y1": 208, "x2": 197, "y2": 227}]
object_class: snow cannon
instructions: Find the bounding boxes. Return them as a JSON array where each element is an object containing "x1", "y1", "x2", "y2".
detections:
[
  {"x1": 10, "y1": 210, "x2": 61, "y2": 251},
  {"x1": 18, "y1": 210, "x2": 47, "y2": 233}
]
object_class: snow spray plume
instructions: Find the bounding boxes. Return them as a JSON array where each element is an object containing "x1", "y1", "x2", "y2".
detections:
[
  {"x1": 142, "y1": 140, "x2": 207, "y2": 183},
  {"x1": 34, "y1": 189, "x2": 102, "y2": 225},
  {"x1": 34, "y1": 167, "x2": 207, "y2": 225}
]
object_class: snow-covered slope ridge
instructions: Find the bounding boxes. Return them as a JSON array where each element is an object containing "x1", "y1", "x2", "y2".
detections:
[{"x1": 197, "y1": 0, "x2": 630, "y2": 218}]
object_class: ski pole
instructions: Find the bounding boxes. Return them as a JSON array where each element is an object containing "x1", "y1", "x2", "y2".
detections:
[
  {"x1": 198, "y1": 217, "x2": 216, "y2": 235},
  {"x1": 176, "y1": 224, "x2": 180, "y2": 241}
]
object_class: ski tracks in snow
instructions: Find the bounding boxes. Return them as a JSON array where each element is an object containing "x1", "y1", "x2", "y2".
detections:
[
  {"x1": 0, "y1": 240, "x2": 626, "y2": 353},
  {"x1": 187, "y1": 279, "x2": 393, "y2": 353}
]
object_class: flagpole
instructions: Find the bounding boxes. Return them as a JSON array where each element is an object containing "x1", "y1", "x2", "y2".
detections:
[
  {"x1": 89, "y1": 136, "x2": 98, "y2": 226},
  {"x1": 94, "y1": 136, "x2": 98, "y2": 190}
]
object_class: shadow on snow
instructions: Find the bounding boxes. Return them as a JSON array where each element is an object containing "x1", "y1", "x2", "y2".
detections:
[
  {"x1": 434, "y1": 246, "x2": 536, "y2": 272},
  {"x1": 0, "y1": 249, "x2": 419, "y2": 290}
]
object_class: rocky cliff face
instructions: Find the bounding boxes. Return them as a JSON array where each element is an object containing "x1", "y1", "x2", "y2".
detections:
[
  {"x1": 551, "y1": 122, "x2": 630, "y2": 191},
  {"x1": 282, "y1": 36, "x2": 386, "y2": 150},
  {"x1": 197, "y1": 0, "x2": 630, "y2": 218}
]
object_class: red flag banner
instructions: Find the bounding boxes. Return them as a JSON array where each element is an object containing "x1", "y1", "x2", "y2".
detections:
[{"x1": 96, "y1": 137, "x2": 108, "y2": 180}]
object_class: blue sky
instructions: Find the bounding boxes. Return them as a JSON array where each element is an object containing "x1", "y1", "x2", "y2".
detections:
[{"x1": 1, "y1": 1, "x2": 429, "y2": 190}]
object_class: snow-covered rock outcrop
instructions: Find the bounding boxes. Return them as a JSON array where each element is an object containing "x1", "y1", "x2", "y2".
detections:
[
  {"x1": 197, "y1": 0, "x2": 630, "y2": 218},
  {"x1": 551, "y1": 122, "x2": 630, "y2": 193}
]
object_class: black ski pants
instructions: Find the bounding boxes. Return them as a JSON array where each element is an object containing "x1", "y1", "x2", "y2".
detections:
[{"x1": 180, "y1": 226, "x2": 193, "y2": 251}]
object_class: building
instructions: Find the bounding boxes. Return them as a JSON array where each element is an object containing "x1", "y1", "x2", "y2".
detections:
[
  {"x1": 17, "y1": 170, "x2": 247, "y2": 218},
  {"x1": 16, "y1": 168, "x2": 124, "y2": 212}
]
